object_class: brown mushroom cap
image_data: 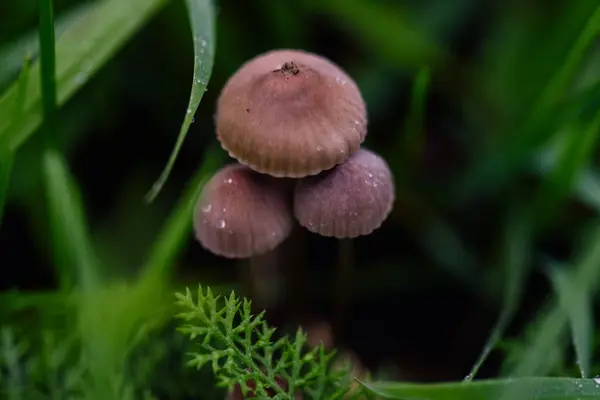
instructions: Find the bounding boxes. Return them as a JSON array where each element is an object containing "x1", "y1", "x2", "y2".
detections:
[
  {"x1": 216, "y1": 49, "x2": 367, "y2": 178},
  {"x1": 194, "y1": 163, "x2": 293, "y2": 258},
  {"x1": 293, "y1": 148, "x2": 394, "y2": 238}
]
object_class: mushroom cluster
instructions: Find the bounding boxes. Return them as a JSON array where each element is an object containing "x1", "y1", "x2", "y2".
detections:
[{"x1": 194, "y1": 49, "x2": 394, "y2": 260}]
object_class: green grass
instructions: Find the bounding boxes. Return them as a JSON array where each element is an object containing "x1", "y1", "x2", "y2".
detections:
[
  {"x1": 0, "y1": 0, "x2": 169, "y2": 153},
  {"x1": 2, "y1": 0, "x2": 600, "y2": 399},
  {"x1": 362, "y1": 377, "x2": 600, "y2": 399},
  {"x1": 144, "y1": 0, "x2": 216, "y2": 202}
]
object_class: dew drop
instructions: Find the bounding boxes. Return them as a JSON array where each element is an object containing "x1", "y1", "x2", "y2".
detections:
[
  {"x1": 594, "y1": 376, "x2": 600, "y2": 385},
  {"x1": 202, "y1": 204, "x2": 212, "y2": 213},
  {"x1": 225, "y1": 178, "x2": 233, "y2": 184},
  {"x1": 316, "y1": 145, "x2": 323, "y2": 151},
  {"x1": 217, "y1": 219, "x2": 226, "y2": 229},
  {"x1": 222, "y1": 208, "x2": 227, "y2": 213},
  {"x1": 335, "y1": 77, "x2": 347, "y2": 85}
]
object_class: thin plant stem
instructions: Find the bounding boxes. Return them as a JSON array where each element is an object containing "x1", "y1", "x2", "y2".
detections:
[
  {"x1": 334, "y1": 238, "x2": 354, "y2": 340},
  {"x1": 286, "y1": 225, "x2": 308, "y2": 318},
  {"x1": 38, "y1": 0, "x2": 58, "y2": 148},
  {"x1": 244, "y1": 250, "x2": 283, "y2": 312}
]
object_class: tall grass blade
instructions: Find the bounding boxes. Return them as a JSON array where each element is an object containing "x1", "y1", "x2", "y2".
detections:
[
  {"x1": 458, "y1": 5, "x2": 600, "y2": 198},
  {"x1": 73, "y1": 147, "x2": 225, "y2": 399},
  {"x1": 465, "y1": 209, "x2": 532, "y2": 381},
  {"x1": 548, "y1": 266, "x2": 592, "y2": 378},
  {"x1": 0, "y1": 1, "x2": 96, "y2": 90},
  {"x1": 361, "y1": 377, "x2": 600, "y2": 399},
  {"x1": 498, "y1": 222, "x2": 600, "y2": 399},
  {"x1": 0, "y1": 0, "x2": 169, "y2": 152},
  {"x1": 43, "y1": 149, "x2": 99, "y2": 290},
  {"x1": 145, "y1": 0, "x2": 216, "y2": 202},
  {"x1": 575, "y1": 167, "x2": 600, "y2": 212},
  {"x1": 0, "y1": 57, "x2": 30, "y2": 227},
  {"x1": 402, "y1": 66, "x2": 429, "y2": 165},
  {"x1": 528, "y1": 5, "x2": 600, "y2": 126},
  {"x1": 144, "y1": 143, "x2": 225, "y2": 279},
  {"x1": 533, "y1": 110, "x2": 600, "y2": 227},
  {"x1": 38, "y1": 0, "x2": 58, "y2": 146}
]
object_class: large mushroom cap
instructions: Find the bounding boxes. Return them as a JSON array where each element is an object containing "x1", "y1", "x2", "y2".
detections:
[
  {"x1": 194, "y1": 163, "x2": 293, "y2": 258},
  {"x1": 293, "y1": 148, "x2": 394, "y2": 238},
  {"x1": 216, "y1": 49, "x2": 367, "y2": 178}
]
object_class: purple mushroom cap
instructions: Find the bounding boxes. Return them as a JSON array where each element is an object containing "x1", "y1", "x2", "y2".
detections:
[
  {"x1": 194, "y1": 163, "x2": 293, "y2": 258},
  {"x1": 216, "y1": 49, "x2": 367, "y2": 178},
  {"x1": 293, "y1": 148, "x2": 394, "y2": 238}
]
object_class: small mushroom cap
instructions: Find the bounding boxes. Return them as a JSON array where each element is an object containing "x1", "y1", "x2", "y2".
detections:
[
  {"x1": 194, "y1": 163, "x2": 293, "y2": 258},
  {"x1": 216, "y1": 49, "x2": 367, "y2": 178},
  {"x1": 293, "y1": 148, "x2": 394, "y2": 238}
]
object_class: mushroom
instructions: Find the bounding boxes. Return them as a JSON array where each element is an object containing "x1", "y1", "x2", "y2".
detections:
[
  {"x1": 293, "y1": 148, "x2": 395, "y2": 239},
  {"x1": 293, "y1": 147, "x2": 394, "y2": 338},
  {"x1": 194, "y1": 163, "x2": 293, "y2": 258},
  {"x1": 216, "y1": 49, "x2": 367, "y2": 178},
  {"x1": 193, "y1": 163, "x2": 294, "y2": 309}
]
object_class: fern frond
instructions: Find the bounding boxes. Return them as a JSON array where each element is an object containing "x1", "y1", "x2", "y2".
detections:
[{"x1": 175, "y1": 285, "x2": 351, "y2": 399}]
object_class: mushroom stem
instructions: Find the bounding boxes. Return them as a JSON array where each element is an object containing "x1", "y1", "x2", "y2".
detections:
[
  {"x1": 242, "y1": 250, "x2": 283, "y2": 312},
  {"x1": 286, "y1": 224, "x2": 308, "y2": 317},
  {"x1": 334, "y1": 238, "x2": 354, "y2": 340}
]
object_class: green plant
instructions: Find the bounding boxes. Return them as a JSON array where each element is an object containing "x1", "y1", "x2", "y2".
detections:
[{"x1": 175, "y1": 286, "x2": 355, "y2": 399}]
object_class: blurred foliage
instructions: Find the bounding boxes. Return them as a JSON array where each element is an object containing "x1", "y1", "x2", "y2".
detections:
[{"x1": 1, "y1": 0, "x2": 600, "y2": 398}]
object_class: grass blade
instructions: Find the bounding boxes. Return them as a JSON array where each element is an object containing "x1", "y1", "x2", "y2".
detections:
[
  {"x1": 575, "y1": 167, "x2": 600, "y2": 211},
  {"x1": 465, "y1": 209, "x2": 532, "y2": 381},
  {"x1": 38, "y1": 0, "x2": 58, "y2": 145},
  {"x1": 144, "y1": 143, "x2": 225, "y2": 279},
  {"x1": 0, "y1": 0, "x2": 169, "y2": 152},
  {"x1": 528, "y1": 5, "x2": 600, "y2": 126},
  {"x1": 548, "y1": 266, "x2": 593, "y2": 378},
  {"x1": 361, "y1": 377, "x2": 600, "y2": 399},
  {"x1": 43, "y1": 148, "x2": 99, "y2": 290},
  {"x1": 0, "y1": 57, "x2": 30, "y2": 227},
  {"x1": 499, "y1": 221, "x2": 600, "y2": 400},
  {"x1": 0, "y1": 1, "x2": 97, "y2": 90},
  {"x1": 401, "y1": 66, "x2": 430, "y2": 167},
  {"x1": 532, "y1": 110, "x2": 600, "y2": 227},
  {"x1": 458, "y1": 5, "x2": 600, "y2": 199},
  {"x1": 145, "y1": 0, "x2": 216, "y2": 202}
]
